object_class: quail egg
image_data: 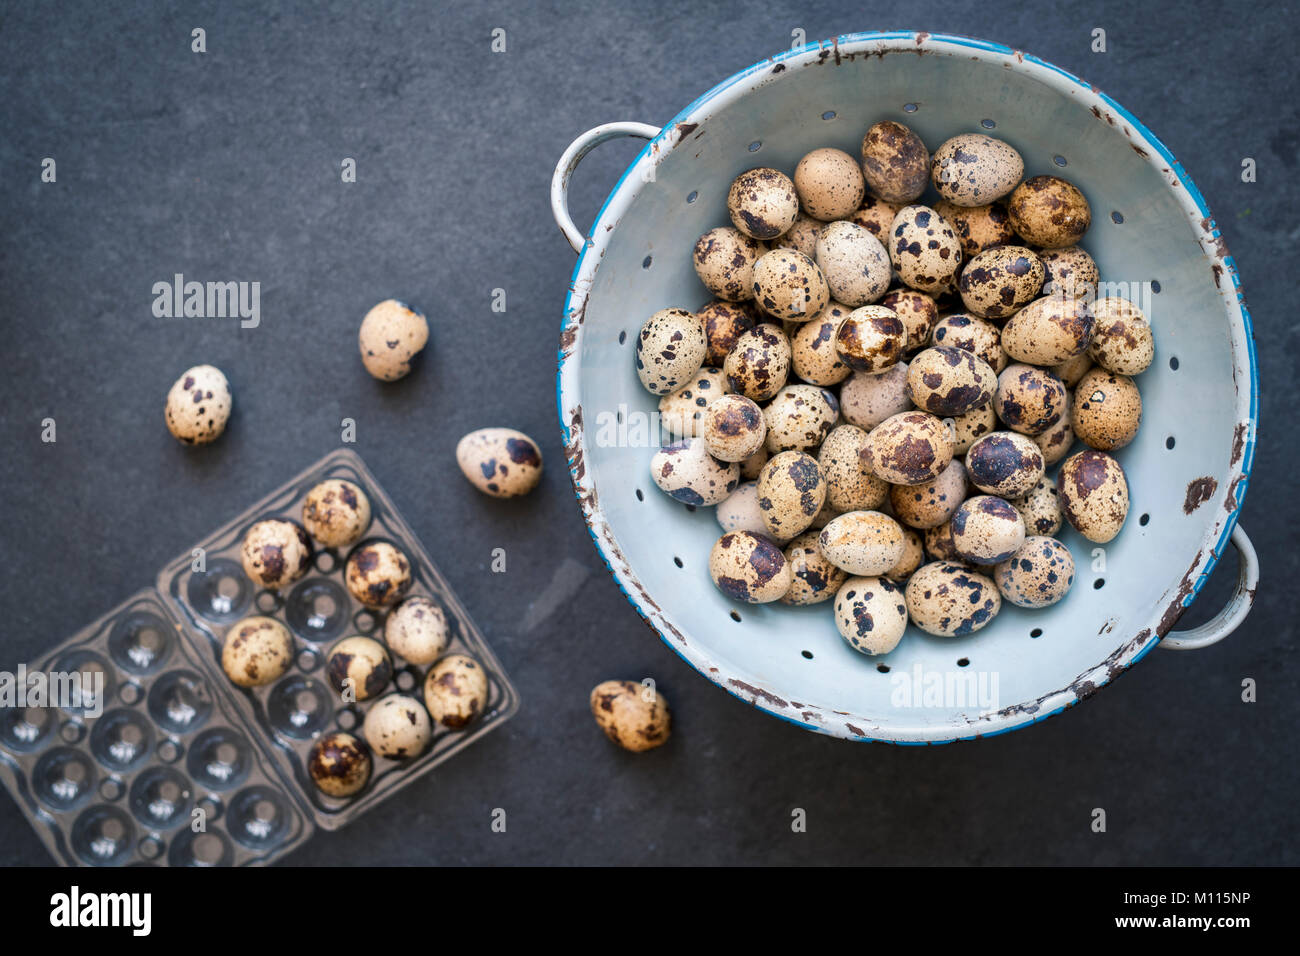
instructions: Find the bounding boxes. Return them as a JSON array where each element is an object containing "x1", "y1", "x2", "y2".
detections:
[
  {"x1": 931, "y1": 313, "x2": 1006, "y2": 372},
  {"x1": 756, "y1": 450, "x2": 826, "y2": 538},
  {"x1": 950, "y1": 400, "x2": 998, "y2": 455},
  {"x1": 635, "y1": 307, "x2": 707, "y2": 395},
  {"x1": 716, "y1": 481, "x2": 777, "y2": 538},
  {"x1": 835, "y1": 305, "x2": 906, "y2": 372},
  {"x1": 221, "y1": 616, "x2": 293, "y2": 688},
  {"x1": 839, "y1": 362, "x2": 913, "y2": 428},
  {"x1": 383, "y1": 596, "x2": 449, "y2": 666},
  {"x1": 693, "y1": 228, "x2": 766, "y2": 302},
  {"x1": 1057, "y1": 449, "x2": 1130, "y2": 543},
  {"x1": 739, "y1": 446, "x2": 770, "y2": 481},
  {"x1": 358, "y1": 300, "x2": 429, "y2": 381},
  {"x1": 790, "y1": 303, "x2": 853, "y2": 386},
  {"x1": 860, "y1": 120, "x2": 930, "y2": 204},
  {"x1": 241, "y1": 519, "x2": 312, "y2": 590},
  {"x1": 344, "y1": 541, "x2": 412, "y2": 608},
  {"x1": 1039, "y1": 246, "x2": 1099, "y2": 299},
  {"x1": 703, "y1": 394, "x2": 768, "y2": 461},
  {"x1": 933, "y1": 199, "x2": 1017, "y2": 258},
  {"x1": 818, "y1": 511, "x2": 907, "y2": 576},
  {"x1": 728, "y1": 167, "x2": 800, "y2": 239},
  {"x1": 850, "y1": 194, "x2": 904, "y2": 241},
  {"x1": 923, "y1": 520, "x2": 963, "y2": 562},
  {"x1": 698, "y1": 300, "x2": 759, "y2": 365},
  {"x1": 1088, "y1": 296, "x2": 1155, "y2": 375},
  {"x1": 590, "y1": 680, "x2": 671, "y2": 752},
  {"x1": 994, "y1": 364, "x2": 1068, "y2": 436},
  {"x1": 1000, "y1": 294, "x2": 1094, "y2": 366},
  {"x1": 951, "y1": 495, "x2": 1026, "y2": 565},
  {"x1": 833, "y1": 575, "x2": 910, "y2": 655},
  {"x1": 423, "y1": 654, "x2": 489, "y2": 729},
  {"x1": 905, "y1": 562, "x2": 1002, "y2": 636},
  {"x1": 165, "y1": 364, "x2": 232, "y2": 445},
  {"x1": 995, "y1": 536, "x2": 1076, "y2": 609},
  {"x1": 889, "y1": 458, "x2": 968, "y2": 529},
  {"x1": 1071, "y1": 368, "x2": 1142, "y2": 451},
  {"x1": 1033, "y1": 392, "x2": 1076, "y2": 466},
  {"x1": 794, "y1": 147, "x2": 866, "y2": 221},
  {"x1": 308, "y1": 731, "x2": 371, "y2": 797},
  {"x1": 888, "y1": 205, "x2": 963, "y2": 295},
  {"x1": 649, "y1": 436, "x2": 740, "y2": 506},
  {"x1": 658, "y1": 366, "x2": 732, "y2": 437},
  {"x1": 1052, "y1": 352, "x2": 1095, "y2": 389},
  {"x1": 781, "y1": 530, "x2": 849, "y2": 606},
  {"x1": 886, "y1": 527, "x2": 925, "y2": 581},
  {"x1": 708, "y1": 530, "x2": 793, "y2": 603},
  {"x1": 880, "y1": 288, "x2": 939, "y2": 353},
  {"x1": 752, "y1": 248, "x2": 831, "y2": 321},
  {"x1": 455, "y1": 427, "x2": 544, "y2": 498},
  {"x1": 1012, "y1": 476, "x2": 1063, "y2": 536},
  {"x1": 814, "y1": 221, "x2": 892, "y2": 306},
  {"x1": 906, "y1": 345, "x2": 998, "y2": 417},
  {"x1": 863, "y1": 411, "x2": 954, "y2": 485},
  {"x1": 818, "y1": 424, "x2": 889, "y2": 512},
  {"x1": 762, "y1": 384, "x2": 838, "y2": 453},
  {"x1": 363, "y1": 694, "x2": 432, "y2": 759},
  {"x1": 1007, "y1": 176, "x2": 1092, "y2": 248},
  {"x1": 724, "y1": 323, "x2": 791, "y2": 401},
  {"x1": 958, "y1": 245, "x2": 1045, "y2": 319},
  {"x1": 302, "y1": 479, "x2": 371, "y2": 548},
  {"x1": 930, "y1": 133, "x2": 1024, "y2": 206},
  {"x1": 773, "y1": 214, "x2": 826, "y2": 257},
  {"x1": 965, "y1": 431, "x2": 1046, "y2": 498},
  {"x1": 326, "y1": 636, "x2": 393, "y2": 701}
]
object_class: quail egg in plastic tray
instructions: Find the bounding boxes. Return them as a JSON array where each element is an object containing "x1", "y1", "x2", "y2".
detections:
[{"x1": 0, "y1": 590, "x2": 311, "y2": 866}]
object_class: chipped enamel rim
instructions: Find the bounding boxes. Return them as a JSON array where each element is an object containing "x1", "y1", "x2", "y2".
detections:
[{"x1": 555, "y1": 31, "x2": 1258, "y2": 743}]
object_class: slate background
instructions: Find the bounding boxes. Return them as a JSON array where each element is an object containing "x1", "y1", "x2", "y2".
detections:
[{"x1": 1, "y1": 0, "x2": 1295, "y2": 866}]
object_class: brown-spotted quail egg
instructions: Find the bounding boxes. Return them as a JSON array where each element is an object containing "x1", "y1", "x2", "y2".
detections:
[
  {"x1": 889, "y1": 205, "x2": 963, "y2": 295},
  {"x1": 930, "y1": 134, "x2": 1024, "y2": 206},
  {"x1": 835, "y1": 305, "x2": 906, "y2": 372},
  {"x1": 1007, "y1": 176, "x2": 1092, "y2": 248},
  {"x1": 933, "y1": 199, "x2": 1016, "y2": 258},
  {"x1": 1012, "y1": 476, "x2": 1063, "y2": 536},
  {"x1": 880, "y1": 288, "x2": 939, "y2": 352},
  {"x1": 302, "y1": 479, "x2": 371, "y2": 548},
  {"x1": 344, "y1": 541, "x2": 412, "y2": 608},
  {"x1": 819, "y1": 511, "x2": 906, "y2": 576},
  {"x1": 958, "y1": 245, "x2": 1045, "y2": 319},
  {"x1": 781, "y1": 531, "x2": 849, "y2": 606},
  {"x1": 363, "y1": 694, "x2": 432, "y2": 759},
  {"x1": 635, "y1": 307, "x2": 707, "y2": 395},
  {"x1": 658, "y1": 366, "x2": 731, "y2": 437},
  {"x1": 1071, "y1": 368, "x2": 1142, "y2": 451},
  {"x1": 383, "y1": 596, "x2": 449, "y2": 666},
  {"x1": 931, "y1": 313, "x2": 1006, "y2": 372},
  {"x1": 1052, "y1": 352, "x2": 1095, "y2": 389},
  {"x1": 924, "y1": 520, "x2": 963, "y2": 562},
  {"x1": 590, "y1": 680, "x2": 671, "y2": 752},
  {"x1": 951, "y1": 400, "x2": 997, "y2": 455},
  {"x1": 455, "y1": 427, "x2": 544, "y2": 498},
  {"x1": 794, "y1": 147, "x2": 866, "y2": 221},
  {"x1": 650, "y1": 436, "x2": 740, "y2": 506},
  {"x1": 860, "y1": 121, "x2": 930, "y2": 204},
  {"x1": 833, "y1": 575, "x2": 909, "y2": 655},
  {"x1": 756, "y1": 450, "x2": 826, "y2": 538},
  {"x1": 886, "y1": 527, "x2": 925, "y2": 580},
  {"x1": 994, "y1": 364, "x2": 1068, "y2": 436},
  {"x1": 716, "y1": 481, "x2": 777, "y2": 538},
  {"x1": 221, "y1": 616, "x2": 293, "y2": 688},
  {"x1": 728, "y1": 167, "x2": 800, "y2": 240},
  {"x1": 739, "y1": 446, "x2": 770, "y2": 481},
  {"x1": 702, "y1": 394, "x2": 768, "y2": 461},
  {"x1": 790, "y1": 303, "x2": 852, "y2": 386},
  {"x1": 724, "y1": 323, "x2": 791, "y2": 401},
  {"x1": 326, "y1": 636, "x2": 393, "y2": 701},
  {"x1": 905, "y1": 562, "x2": 1002, "y2": 636},
  {"x1": 752, "y1": 248, "x2": 830, "y2": 321},
  {"x1": 308, "y1": 731, "x2": 371, "y2": 797},
  {"x1": 1088, "y1": 297, "x2": 1155, "y2": 375},
  {"x1": 1033, "y1": 392, "x2": 1075, "y2": 466},
  {"x1": 889, "y1": 458, "x2": 968, "y2": 530},
  {"x1": 814, "y1": 221, "x2": 892, "y2": 306},
  {"x1": 1001, "y1": 294, "x2": 1095, "y2": 366},
  {"x1": 965, "y1": 432, "x2": 1045, "y2": 498},
  {"x1": 773, "y1": 214, "x2": 825, "y2": 257},
  {"x1": 809, "y1": 497, "x2": 843, "y2": 531},
  {"x1": 863, "y1": 411, "x2": 954, "y2": 486},
  {"x1": 906, "y1": 346, "x2": 998, "y2": 417},
  {"x1": 951, "y1": 495, "x2": 1026, "y2": 565},
  {"x1": 1057, "y1": 449, "x2": 1129, "y2": 543},
  {"x1": 698, "y1": 301, "x2": 758, "y2": 366},
  {"x1": 359, "y1": 300, "x2": 429, "y2": 381},
  {"x1": 818, "y1": 424, "x2": 889, "y2": 512},
  {"x1": 762, "y1": 384, "x2": 837, "y2": 453},
  {"x1": 693, "y1": 227, "x2": 766, "y2": 302},
  {"x1": 165, "y1": 364, "x2": 232, "y2": 445},
  {"x1": 849, "y1": 194, "x2": 903, "y2": 241},
  {"x1": 1039, "y1": 246, "x2": 1099, "y2": 299},
  {"x1": 839, "y1": 362, "x2": 913, "y2": 428},
  {"x1": 708, "y1": 530, "x2": 792, "y2": 603},
  {"x1": 995, "y1": 536, "x2": 1075, "y2": 609},
  {"x1": 241, "y1": 519, "x2": 312, "y2": 590},
  {"x1": 423, "y1": 654, "x2": 489, "y2": 729}
]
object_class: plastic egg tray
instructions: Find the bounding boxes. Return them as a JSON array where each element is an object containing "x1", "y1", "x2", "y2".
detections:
[{"x1": 0, "y1": 449, "x2": 519, "y2": 864}]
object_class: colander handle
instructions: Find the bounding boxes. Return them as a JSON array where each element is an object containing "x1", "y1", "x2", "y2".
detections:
[
  {"x1": 1159, "y1": 524, "x2": 1258, "y2": 650},
  {"x1": 551, "y1": 123, "x2": 661, "y2": 253}
]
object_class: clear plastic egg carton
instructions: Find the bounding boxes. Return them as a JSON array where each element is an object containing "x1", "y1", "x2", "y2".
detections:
[{"x1": 0, "y1": 590, "x2": 312, "y2": 866}]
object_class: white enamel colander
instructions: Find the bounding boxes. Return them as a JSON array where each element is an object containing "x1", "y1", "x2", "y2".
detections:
[{"x1": 550, "y1": 32, "x2": 1258, "y2": 743}]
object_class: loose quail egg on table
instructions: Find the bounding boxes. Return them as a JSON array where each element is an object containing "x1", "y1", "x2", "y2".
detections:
[
  {"x1": 423, "y1": 654, "x2": 489, "y2": 730},
  {"x1": 165, "y1": 364, "x2": 232, "y2": 445},
  {"x1": 358, "y1": 299, "x2": 429, "y2": 382},
  {"x1": 456, "y1": 427, "x2": 544, "y2": 498},
  {"x1": 590, "y1": 680, "x2": 672, "y2": 752}
]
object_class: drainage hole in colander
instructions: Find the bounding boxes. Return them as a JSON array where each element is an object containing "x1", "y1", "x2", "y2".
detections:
[
  {"x1": 618, "y1": 330, "x2": 627, "y2": 345},
  {"x1": 1030, "y1": 628, "x2": 1043, "y2": 638},
  {"x1": 729, "y1": 610, "x2": 742, "y2": 623},
  {"x1": 642, "y1": 255, "x2": 652, "y2": 270},
  {"x1": 1152, "y1": 279, "x2": 1162, "y2": 293},
  {"x1": 673, "y1": 556, "x2": 683, "y2": 569},
  {"x1": 1111, "y1": 210, "x2": 1125, "y2": 224},
  {"x1": 876, "y1": 663, "x2": 890, "y2": 673},
  {"x1": 1053, "y1": 155, "x2": 1068, "y2": 167},
  {"x1": 821, "y1": 110, "x2": 836, "y2": 120},
  {"x1": 1168, "y1": 356, "x2": 1179, "y2": 370},
  {"x1": 1166, "y1": 436, "x2": 1176, "y2": 449},
  {"x1": 635, "y1": 488, "x2": 644, "y2": 501},
  {"x1": 957, "y1": 658, "x2": 970, "y2": 667},
  {"x1": 747, "y1": 140, "x2": 762, "y2": 152},
  {"x1": 686, "y1": 190, "x2": 698, "y2": 204},
  {"x1": 980, "y1": 118, "x2": 995, "y2": 129},
  {"x1": 902, "y1": 103, "x2": 918, "y2": 113},
  {"x1": 1139, "y1": 513, "x2": 1150, "y2": 526},
  {"x1": 1093, "y1": 578, "x2": 1106, "y2": 590},
  {"x1": 801, "y1": 650, "x2": 814, "y2": 660}
]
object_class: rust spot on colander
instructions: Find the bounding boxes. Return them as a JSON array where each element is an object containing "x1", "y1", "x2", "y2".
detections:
[
  {"x1": 1157, "y1": 550, "x2": 1203, "y2": 637},
  {"x1": 1183, "y1": 477, "x2": 1218, "y2": 514},
  {"x1": 727, "y1": 679, "x2": 788, "y2": 709}
]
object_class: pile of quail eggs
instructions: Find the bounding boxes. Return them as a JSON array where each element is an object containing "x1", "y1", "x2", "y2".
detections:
[{"x1": 638, "y1": 120, "x2": 1152, "y2": 657}]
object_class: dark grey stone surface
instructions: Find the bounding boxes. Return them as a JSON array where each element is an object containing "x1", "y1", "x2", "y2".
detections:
[{"x1": 0, "y1": 1, "x2": 1293, "y2": 866}]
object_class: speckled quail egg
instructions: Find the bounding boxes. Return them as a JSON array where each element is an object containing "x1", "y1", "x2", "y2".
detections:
[
  {"x1": 933, "y1": 199, "x2": 1017, "y2": 258},
  {"x1": 965, "y1": 431, "x2": 1045, "y2": 498},
  {"x1": 1007, "y1": 176, "x2": 1092, "y2": 248},
  {"x1": 344, "y1": 541, "x2": 412, "y2": 608},
  {"x1": 756, "y1": 450, "x2": 826, "y2": 538},
  {"x1": 658, "y1": 366, "x2": 731, "y2": 437},
  {"x1": 819, "y1": 511, "x2": 906, "y2": 576},
  {"x1": 1039, "y1": 246, "x2": 1099, "y2": 299},
  {"x1": 241, "y1": 519, "x2": 313, "y2": 590},
  {"x1": 850, "y1": 194, "x2": 903, "y2": 241},
  {"x1": 302, "y1": 479, "x2": 371, "y2": 548},
  {"x1": 835, "y1": 305, "x2": 906, "y2": 372},
  {"x1": 165, "y1": 365, "x2": 232, "y2": 445},
  {"x1": 1012, "y1": 476, "x2": 1063, "y2": 536},
  {"x1": 698, "y1": 301, "x2": 758, "y2": 366},
  {"x1": 818, "y1": 424, "x2": 889, "y2": 512},
  {"x1": 995, "y1": 536, "x2": 1076, "y2": 609},
  {"x1": 834, "y1": 575, "x2": 909, "y2": 655},
  {"x1": 839, "y1": 362, "x2": 913, "y2": 428},
  {"x1": 1072, "y1": 368, "x2": 1142, "y2": 451},
  {"x1": 951, "y1": 495, "x2": 1026, "y2": 565},
  {"x1": 861, "y1": 121, "x2": 930, "y2": 204},
  {"x1": 383, "y1": 596, "x2": 449, "y2": 666},
  {"x1": 808, "y1": 497, "x2": 843, "y2": 531},
  {"x1": 455, "y1": 427, "x2": 544, "y2": 498},
  {"x1": 649, "y1": 436, "x2": 740, "y2": 506},
  {"x1": 590, "y1": 680, "x2": 671, "y2": 752},
  {"x1": 635, "y1": 307, "x2": 707, "y2": 395},
  {"x1": 930, "y1": 134, "x2": 1024, "y2": 206},
  {"x1": 716, "y1": 481, "x2": 778, "y2": 538},
  {"x1": 794, "y1": 147, "x2": 866, "y2": 221},
  {"x1": 880, "y1": 288, "x2": 939, "y2": 352},
  {"x1": 762, "y1": 384, "x2": 838, "y2": 453},
  {"x1": 781, "y1": 531, "x2": 849, "y2": 606},
  {"x1": 1033, "y1": 392, "x2": 1075, "y2": 466},
  {"x1": 708, "y1": 530, "x2": 793, "y2": 603},
  {"x1": 863, "y1": 411, "x2": 954, "y2": 486},
  {"x1": 703, "y1": 394, "x2": 768, "y2": 461},
  {"x1": 905, "y1": 562, "x2": 1002, "y2": 637},
  {"x1": 739, "y1": 446, "x2": 770, "y2": 481},
  {"x1": 924, "y1": 520, "x2": 963, "y2": 563},
  {"x1": 308, "y1": 731, "x2": 371, "y2": 797},
  {"x1": 994, "y1": 364, "x2": 1068, "y2": 436},
  {"x1": 363, "y1": 694, "x2": 432, "y2": 759},
  {"x1": 693, "y1": 227, "x2": 766, "y2": 302},
  {"x1": 1000, "y1": 294, "x2": 1094, "y2": 366},
  {"x1": 790, "y1": 303, "x2": 853, "y2": 385},
  {"x1": 931, "y1": 313, "x2": 1007, "y2": 372},
  {"x1": 221, "y1": 616, "x2": 293, "y2": 688},
  {"x1": 358, "y1": 300, "x2": 429, "y2": 381},
  {"x1": 889, "y1": 205, "x2": 963, "y2": 295},
  {"x1": 423, "y1": 654, "x2": 489, "y2": 729},
  {"x1": 1088, "y1": 296, "x2": 1155, "y2": 375},
  {"x1": 906, "y1": 346, "x2": 998, "y2": 417},
  {"x1": 751, "y1": 248, "x2": 830, "y2": 321},
  {"x1": 773, "y1": 214, "x2": 826, "y2": 257},
  {"x1": 729, "y1": 167, "x2": 800, "y2": 240},
  {"x1": 1053, "y1": 352, "x2": 1095, "y2": 389},
  {"x1": 326, "y1": 636, "x2": 393, "y2": 701},
  {"x1": 724, "y1": 323, "x2": 791, "y2": 401},
  {"x1": 814, "y1": 221, "x2": 892, "y2": 306},
  {"x1": 1057, "y1": 449, "x2": 1129, "y2": 543},
  {"x1": 889, "y1": 458, "x2": 968, "y2": 529},
  {"x1": 958, "y1": 245, "x2": 1045, "y2": 319},
  {"x1": 886, "y1": 527, "x2": 925, "y2": 580}
]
